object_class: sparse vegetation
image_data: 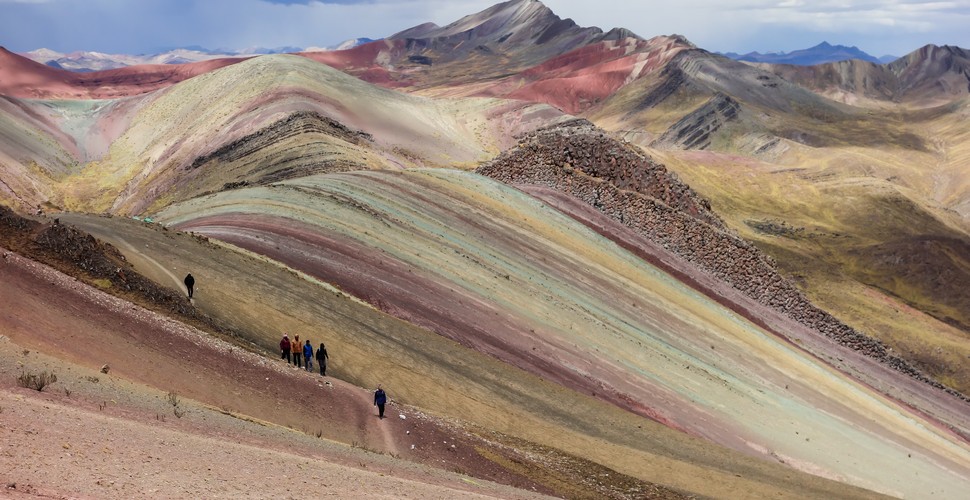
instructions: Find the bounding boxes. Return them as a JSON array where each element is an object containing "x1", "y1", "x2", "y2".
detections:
[
  {"x1": 92, "y1": 278, "x2": 112, "y2": 289},
  {"x1": 167, "y1": 391, "x2": 185, "y2": 418},
  {"x1": 17, "y1": 371, "x2": 57, "y2": 392}
]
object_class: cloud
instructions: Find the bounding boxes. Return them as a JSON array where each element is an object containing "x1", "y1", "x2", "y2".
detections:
[
  {"x1": 0, "y1": 0, "x2": 489, "y2": 53},
  {"x1": 542, "y1": 0, "x2": 970, "y2": 55}
]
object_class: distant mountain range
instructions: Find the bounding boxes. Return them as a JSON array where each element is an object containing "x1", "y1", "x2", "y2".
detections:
[
  {"x1": 722, "y1": 41, "x2": 897, "y2": 65},
  {"x1": 21, "y1": 39, "x2": 901, "y2": 73},
  {"x1": 20, "y1": 39, "x2": 377, "y2": 72}
]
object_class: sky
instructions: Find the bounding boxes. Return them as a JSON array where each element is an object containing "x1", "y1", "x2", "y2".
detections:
[{"x1": 1, "y1": 0, "x2": 968, "y2": 57}]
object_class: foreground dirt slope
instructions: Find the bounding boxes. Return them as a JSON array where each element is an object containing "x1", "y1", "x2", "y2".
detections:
[{"x1": 0, "y1": 342, "x2": 547, "y2": 499}]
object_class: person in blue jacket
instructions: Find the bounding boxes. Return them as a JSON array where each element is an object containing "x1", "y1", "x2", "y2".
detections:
[
  {"x1": 374, "y1": 385, "x2": 387, "y2": 419},
  {"x1": 303, "y1": 340, "x2": 314, "y2": 371}
]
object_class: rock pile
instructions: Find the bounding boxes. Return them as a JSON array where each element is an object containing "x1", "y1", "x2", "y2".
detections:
[{"x1": 477, "y1": 121, "x2": 967, "y2": 402}]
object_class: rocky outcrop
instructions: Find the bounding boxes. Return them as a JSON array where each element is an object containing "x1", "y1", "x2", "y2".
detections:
[
  {"x1": 477, "y1": 122, "x2": 968, "y2": 403},
  {"x1": 654, "y1": 93, "x2": 740, "y2": 150},
  {"x1": 183, "y1": 111, "x2": 374, "y2": 193},
  {"x1": 633, "y1": 64, "x2": 690, "y2": 112},
  {"x1": 0, "y1": 205, "x2": 238, "y2": 340},
  {"x1": 188, "y1": 111, "x2": 372, "y2": 171}
]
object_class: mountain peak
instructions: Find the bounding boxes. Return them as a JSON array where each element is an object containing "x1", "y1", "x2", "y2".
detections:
[
  {"x1": 377, "y1": 0, "x2": 622, "y2": 72},
  {"x1": 406, "y1": 0, "x2": 560, "y2": 40},
  {"x1": 389, "y1": 22, "x2": 440, "y2": 39},
  {"x1": 597, "y1": 27, "x2": 643, "y2": 42}
]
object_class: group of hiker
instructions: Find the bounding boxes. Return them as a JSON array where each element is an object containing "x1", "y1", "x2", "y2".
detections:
[
  {"x1": 280, "y1": 333, "x2": 388, "y2": 419},
  {"x1": 182, "y1": 273, "x2": 387, "y2": 418},
  {"x1": 280, "y1": 334, "x2": 329, "y2": 375}
]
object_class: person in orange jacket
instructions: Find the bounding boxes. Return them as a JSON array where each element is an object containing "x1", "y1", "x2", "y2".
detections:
[{"x1": 291, "y1": 335, "x2": 302, "y2": 367}]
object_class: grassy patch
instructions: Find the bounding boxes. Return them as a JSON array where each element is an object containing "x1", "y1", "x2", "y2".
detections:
[
  {"x1": 167, "y1": 391, "x2": 185, "y2": 418},
  {"x1": 91, "y1": 278, "x2": 112, "y2": 289},
  {"x1": 17, "y1": 371, "x2": 57, "y2": 392}
]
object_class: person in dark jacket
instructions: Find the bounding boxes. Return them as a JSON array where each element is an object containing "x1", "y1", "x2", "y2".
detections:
[
  {"x1": 303, "y1": 340, "x2": 313, "y2": 371},
  {"x1": 374, "y1": 385, "x2": 387, "y2": 419},
  {"x1": 184, "y1": 273, "x2": 195, "y2": 299},
  {"x1": 316, "y1": 343, "x2": 329, "y2": 376},
  {"x1": 280, "y1": 334, "x2": 291, "y2": 363}
]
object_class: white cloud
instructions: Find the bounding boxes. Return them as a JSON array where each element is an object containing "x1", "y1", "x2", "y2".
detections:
[{"x1": 542, "y1": 0, "x2": 970, "y2": 55}]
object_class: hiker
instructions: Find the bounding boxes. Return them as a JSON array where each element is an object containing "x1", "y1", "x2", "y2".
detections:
[
  {"x1": 280, "y1": 334, "x2": 291, "y2": 363},
  {"x1": 374, "y1": 384, "x2": 387, "y2": 419},
  {"x1": 292, "y1": 335, "x2": 302, "y2": 367},
  {"x1": 303, "y1": 340, "x2": 313, "y2": 371},
  {"x1": 316, "y1": 343, "x2": 328, "y2": 376},
  {"x1": 184, "y1": 273, "x2": 195, "y2": 299}
]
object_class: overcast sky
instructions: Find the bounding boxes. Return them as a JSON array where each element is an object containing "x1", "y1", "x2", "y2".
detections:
[{"x1": 1, "y1": 0, "x2": 967, "y2": 57}]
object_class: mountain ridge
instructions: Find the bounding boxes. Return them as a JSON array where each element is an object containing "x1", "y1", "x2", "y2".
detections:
[
  {"x1": 723, "y1": 41, "x2": 886, "y2": 65},
  {"x1": 763, "y1": 43, "x2": 970, "y2": 104}
]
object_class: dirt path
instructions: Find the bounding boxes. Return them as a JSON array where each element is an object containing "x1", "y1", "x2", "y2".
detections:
[
  {"x1": 0, "y1": 388, "x2": 540, "y2": 500},
  {"x1": 0, "y1": 247, "x2": 403, "y2": 453},
  {"x1": 113, "y1": 232, "x2": 187, "y2": 292}
]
